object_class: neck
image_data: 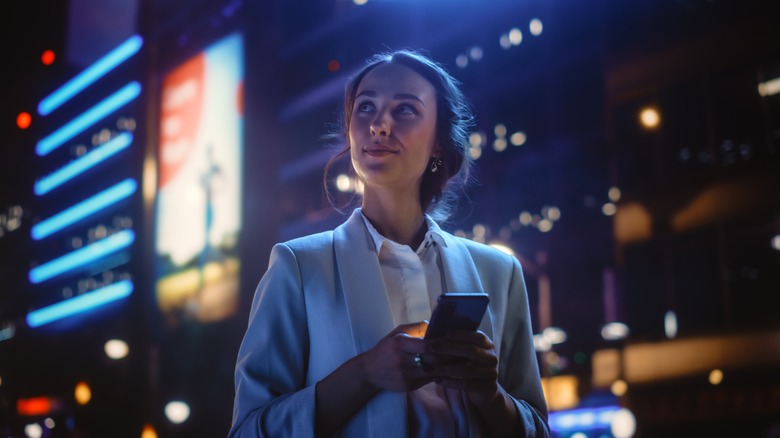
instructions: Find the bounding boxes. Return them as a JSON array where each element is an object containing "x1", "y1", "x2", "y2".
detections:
[{"x1": 361, "y1": 190, "x2": 427, "y2": 248}]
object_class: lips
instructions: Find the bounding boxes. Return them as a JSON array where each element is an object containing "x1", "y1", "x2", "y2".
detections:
[{"x1": 363, "y1": 146, "x2": 399, "y2": 157}]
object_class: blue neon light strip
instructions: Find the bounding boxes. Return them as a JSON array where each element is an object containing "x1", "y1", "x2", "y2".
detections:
[
  {"x1": 549, "y1": 406, "x2": 621, "y2": 432},
  {"x1": 26, "y1": 280, "x2": 134, "y2": 328},
  {"x1": 29, "y1": 229, "x2": 135, "y2": 284},
  {"x1": 35, "y1": 133, "x2": 134, "y2": 196},
  {"x1": 36, "y1": 82, "x2": 142, "y2": 157},
  {"x1": 38, "y1": 35, "x2": 143, "y2": 116},
  {"x1": 31, "y1": 178, "x2": 137, "y2": 240}
]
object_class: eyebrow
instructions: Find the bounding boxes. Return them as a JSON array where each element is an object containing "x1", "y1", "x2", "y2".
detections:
[{"x1": 356, "y1": 90, "x2": 425, "y2": 105}]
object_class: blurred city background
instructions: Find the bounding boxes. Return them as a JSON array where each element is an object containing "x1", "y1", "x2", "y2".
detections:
[{"x1": 1, "y1": 0, "x2": 779, "y2": 437}]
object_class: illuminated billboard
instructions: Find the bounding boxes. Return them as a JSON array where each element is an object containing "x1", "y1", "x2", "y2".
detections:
[{"x1": 155, "y1": 33, "x2": 243, "y2": 323}]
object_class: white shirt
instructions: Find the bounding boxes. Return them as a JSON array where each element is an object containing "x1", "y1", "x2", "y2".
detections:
[{"x1": 358, "y1": 209, "x2": 469, "y2": 438}]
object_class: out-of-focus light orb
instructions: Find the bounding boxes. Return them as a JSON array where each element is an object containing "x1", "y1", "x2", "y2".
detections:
[
  {"x1": 709, "y1": 369, "x2": 724, "y2": 385},
  {"x1": 456, "y1": 54, "x2": 469, "y2": 68},
  {"x1": 469, "y1": 132, "x2": 484, "y2": 147},
  {"x1": 104, "y1": 339, "x2": 129, "y2": 359},
  {"x1": 542, "y1": 326, "x2": 567, "y2": 344},
  {"x1": 538, "y1": 219, "x2": 553, "y2": 233},
  {"x1": 25, "y1": 423, "x2": 43, "y2": 438},
  {"x1": 41, "y1": 49, "x2": 56, "y2": 65},
  {"x1": 601, "y1": 322, "x2": 629, "y2": 340},
  {"x1": 472, "y1": 224, "x2": 486, "y2": 238},
  {"x1": 493, "y1": 138, "x2": 507, "y2": 152},
  {"x1": 608, "y1": 186, "x2": 622, "y2": 202},
  {"x1": 530, "y1": 18, "x2": 543, "y2": 36},
  {"x1": 489, "y1": 242, "x2": 514, "y2": 256},
  {"x1": 74, "y1": 382, "x2": 91, "y2": 405},
  {"x1": 602, "y1": 203, "x2": 617, "y2": 216},
  {"x1": 469, "y1": 146, "x2": 482, "y2": 160},
  {"x1": 509, "y1": 28, "x2": 523, "y2": 45},
  {"x1": 771, "y1": 235, "x2": 780, "y2": 251},
  {"x1": 639, "y1": 107, "x2": 660, "y2": 129},
  {"x1": 336, "y1": 174, "x2": 351, "y2": 192},
  {"x1": 165, "y1": 401, "x2": 191, "y2": 424},
  {"x1": 571, "y1": 433, "x2": 587, "y2": 438},
  {"x1": 17, "y1": 112, "x2": 32, "y2": 130},
  {"x1": 499, "y1": 34, "x2": 511, "y2": 49},
  {"x1": 494, "y1": 123, "x2": 507, "y2": 138},
  {"x1": 611, "y1": 379, "x2": 628, "y2": 396},
  {"x1": 510, "y1": 131, "x2": 527, "y2": 146},
  {"x1": 546, "y1": 206, "x2": 561, "y2": 221},
  {"x1": 519, "y1": 211, "x2": 532, "y2": 225},
  {"x1": 533, "y1": 334, "x2": 551, "y2": 352},
  {"x1": 353, "y1": 0, "x2": 368, "y2": 5},
  {"x1": 610, "y1": 408, "x2": 636, "y2": 438},
  {"x1": 664, "y1": 310, "x2": 678, "y2": 339},
  {"x1": 469, "y1": 46, "x2": 483, "y2": 61},
  {"x1": 43, "y1": 418, "x2": 55, "y2": 429},
  {"x1": 141, "y1": 424, "x2": 158, "y2": 438}
]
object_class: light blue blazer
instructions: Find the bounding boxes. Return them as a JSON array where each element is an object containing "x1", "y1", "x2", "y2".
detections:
[{"x1": 230, "y1": 210, "x2": 549, "y2": 437}]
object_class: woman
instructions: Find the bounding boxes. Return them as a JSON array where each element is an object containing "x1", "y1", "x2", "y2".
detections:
[{"x1": 230, "y1": 51, "x2": 550, "y2": 437}]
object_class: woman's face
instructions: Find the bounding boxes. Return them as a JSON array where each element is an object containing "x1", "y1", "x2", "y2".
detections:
[{"x1": 349, "y1": 62, "x2": 439, "y2": 198}]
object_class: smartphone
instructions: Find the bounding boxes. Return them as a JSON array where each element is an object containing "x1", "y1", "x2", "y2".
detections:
[{"x1": 424, "y1": 293, "x2": 490, "y2": 339}]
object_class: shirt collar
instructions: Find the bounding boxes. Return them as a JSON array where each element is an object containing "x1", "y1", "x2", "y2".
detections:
[{"x1": 357, "y1": 208, "x2": 447, "y2": 254}]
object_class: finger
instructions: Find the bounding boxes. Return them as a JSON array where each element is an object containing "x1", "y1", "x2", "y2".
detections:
[
  {"x1": 427, "y1": 340, "x2": 497, "y2": 366},
  {"x1": 390, "y1": 321, "x2": 429, "y2": 338},
  {"x1": 429, "y1": 362, "x2": 497, "y2": 381},
  {"x1": 444, "y1": 329, "x2": 494, "y2": 348}
]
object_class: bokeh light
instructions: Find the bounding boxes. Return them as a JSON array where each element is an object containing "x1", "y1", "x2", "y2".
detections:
[
  {"x1": 104, "y1": 339, "x2": 129, "y2": 359},
  {"x1": 17, "y1": 112, "x2": 32, "y2": 130},
  {"x1": 164, "y1": 401, "x2": 191, "y2": 424},
  {"x1": 639, "y1": 107, "x2": 660, "y2": 129},
  {"x1": 75, "y1": 382, "x2": 91, "y2": 405},
  {"x1": 41, "y1": 50, "x2": 56, "y2": 65},
  {"x1": 530, "y1": 18, "x2": 543, "y2": 36}
]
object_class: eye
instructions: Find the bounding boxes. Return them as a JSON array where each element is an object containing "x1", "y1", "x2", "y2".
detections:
[
  {"x1": 356, "y1": 101, "x2": 375, "y2": 113},
  {"x1": 395, "y1": 103, "x2": 417, "y2": 115}
]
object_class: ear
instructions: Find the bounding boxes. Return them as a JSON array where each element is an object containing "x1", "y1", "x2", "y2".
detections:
[{"x1": 431, "y1": 145, "x2": 442, "y2": 158}]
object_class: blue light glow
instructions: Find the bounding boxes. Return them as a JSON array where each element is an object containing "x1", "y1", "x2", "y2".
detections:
[
  {"x1": 35, "y1": 133, "x2": 133, "y2": 196},
  {"x1": 38, "y1": 35, "x2": 143, "y2": 116},
  {"x1": 26, "y1": 280, "x2": 133, "y2": 328},
  {"x1": 31, "y1": 178, "x2": 137, "y2": 240},
  {"x1": 36, "y1": 82, "x2": 142, "y2": 157},
  {"x1": 549, "y1": 406, "x2": 620, "y2": 433},
  {"x1": 29, "y1": 229, "x2": 135, "y2": 284}
]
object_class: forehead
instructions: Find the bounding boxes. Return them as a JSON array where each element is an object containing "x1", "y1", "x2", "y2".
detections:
[{"x1": 356, "y1": 62, "x2": 437, "y2": 101}]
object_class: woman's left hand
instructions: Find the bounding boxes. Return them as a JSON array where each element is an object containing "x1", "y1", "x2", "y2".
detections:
[{"x1": 422, "y1": 330, "x2": 501, "y2": 407}]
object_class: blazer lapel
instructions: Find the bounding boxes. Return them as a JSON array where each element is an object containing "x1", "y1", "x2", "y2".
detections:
[
  {"x1": 333, "y1": 210, "x2": 406, "y2": 438},
  {"x1": 333, "y1": 210, "x2": 395, "y2": 353},
  {"x1": 438, "y1": 233, "x2": 495, "y2": 342}
]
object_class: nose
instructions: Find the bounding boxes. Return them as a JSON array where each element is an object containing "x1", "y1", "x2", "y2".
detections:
[{"x1": 369, "y1": 111, "x2": 391, "y2": 137}]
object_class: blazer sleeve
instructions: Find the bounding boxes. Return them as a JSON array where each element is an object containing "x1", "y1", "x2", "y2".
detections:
[
  {"x1": 229, "y1": 243, "x2": 315, "y2": 437},
  {"x1": 499, "y1": 256, "x2": 551, "y2": 438}
]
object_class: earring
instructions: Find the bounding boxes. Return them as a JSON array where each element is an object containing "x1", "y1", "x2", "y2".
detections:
[{"x1": 430, "y1": 158, "x2": 443, "y2": 173}]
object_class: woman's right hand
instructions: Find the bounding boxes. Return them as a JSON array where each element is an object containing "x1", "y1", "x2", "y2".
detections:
[{"x1": 355, "y1": 321, "x2": 431, "y2": 393}]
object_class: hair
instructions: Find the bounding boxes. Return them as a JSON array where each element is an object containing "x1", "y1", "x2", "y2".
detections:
[{"x1": 323, "y1": 50, "x2": 475, "y2": 222}]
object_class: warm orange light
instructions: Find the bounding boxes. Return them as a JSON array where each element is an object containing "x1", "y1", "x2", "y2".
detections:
[
  {"x1": 17, "y1": 397, "x2": 52, "y2": 416},
  {"x1": 327, "y1": 60, "x2": 340, "y2": 72},
  {"x1": 639, "y1": 107, "x2": 660, "y2": 129},
  {"x1": 41, "y1": 50, "x2": 56, "y2": 65},
  {"x1": 74, "y1": 381, "x2": 92, "y2": 405},
  {"x1": 17, "y1": 112, "x2": 32, "y2": 130},
  {"x1": 141, "y1": 424, "x2": 158, "y2": 438}
]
